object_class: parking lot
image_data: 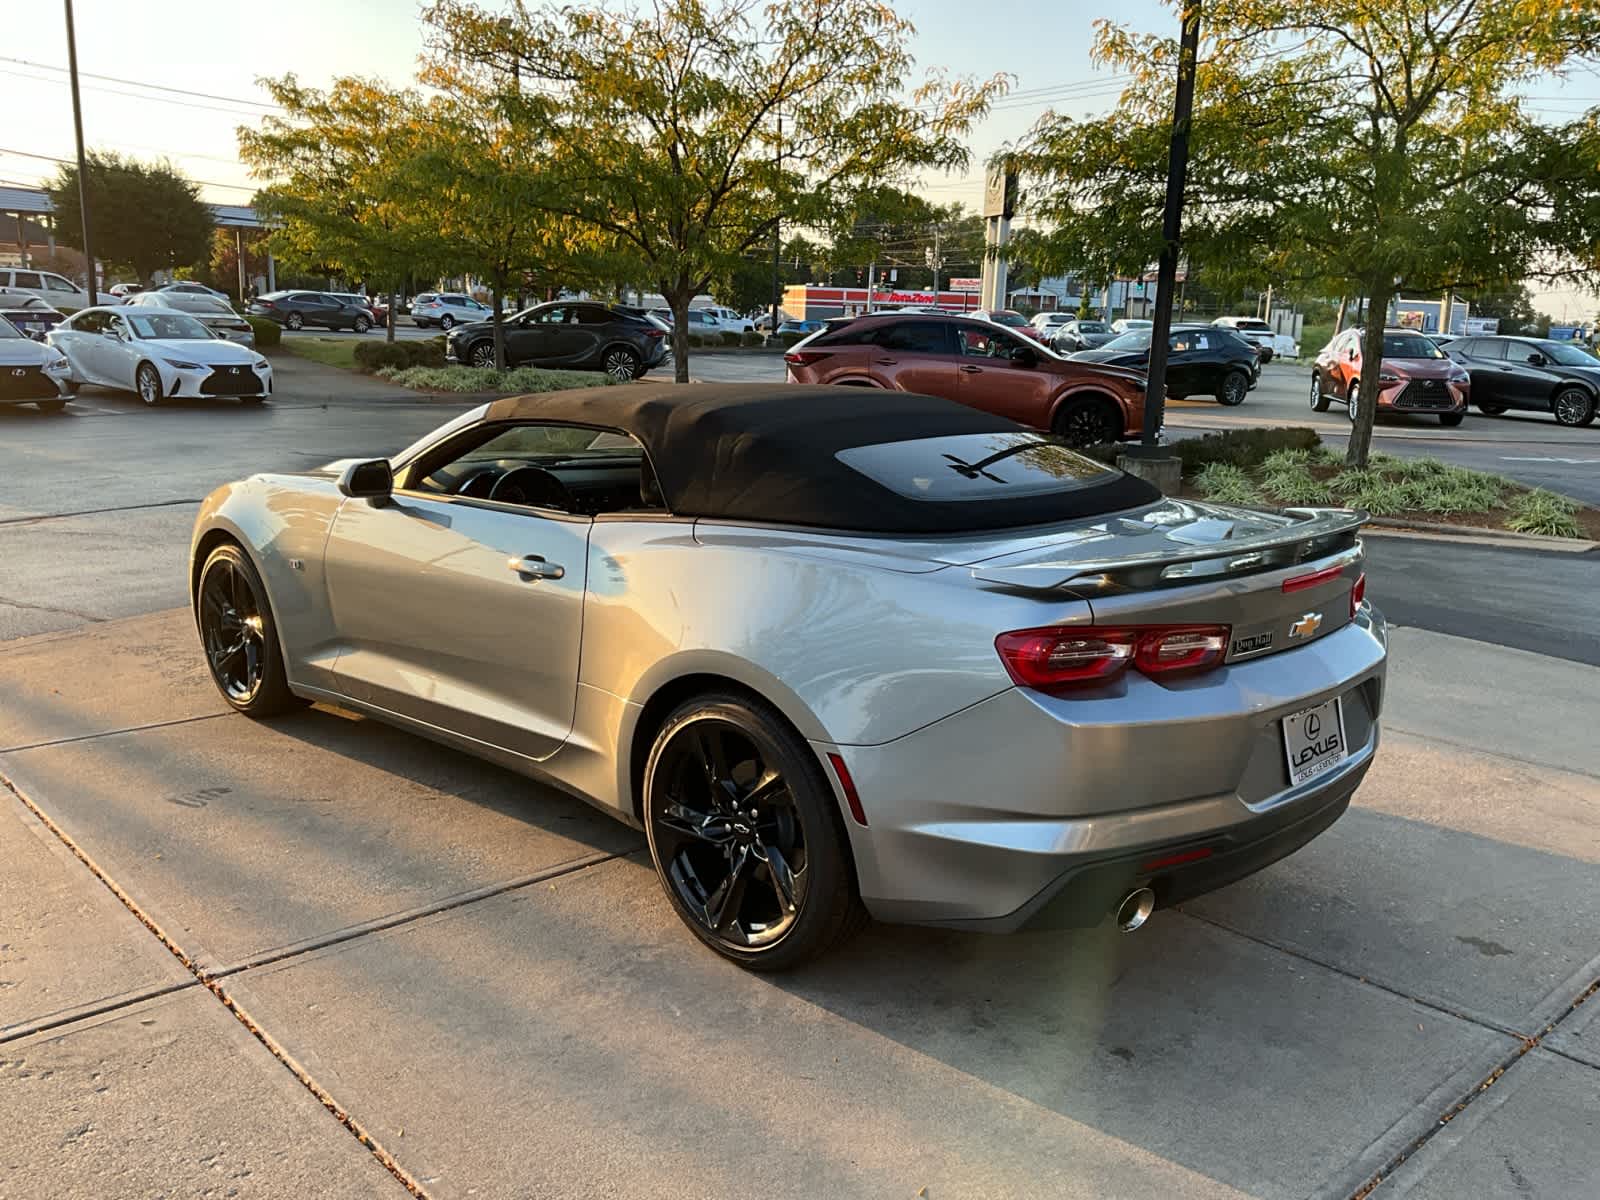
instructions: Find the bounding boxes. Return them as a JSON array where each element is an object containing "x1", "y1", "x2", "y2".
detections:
[{"x1": 3, "y1": 355, "x2": 1598, "y2": 1198}]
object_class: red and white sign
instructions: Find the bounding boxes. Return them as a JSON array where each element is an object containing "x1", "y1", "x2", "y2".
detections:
[{"x1": 947, "y1": 277, "x2": 982, "y2": 292}]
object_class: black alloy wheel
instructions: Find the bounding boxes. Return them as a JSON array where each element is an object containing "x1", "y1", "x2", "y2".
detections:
[
  {"x1": 136, "y1": 362, "x2": 163, "y2": 406},
  {"x1": 285, "y1": 311, "x2": 304, "y2": 331},
  {"x1": 1552, "y1": 386, "x2": 1596, "y2": 427},
  {"x1": 603, "y1": 345, "x2": 641, "y2": 381},
  {"x1": 1309, "y1": 372, "x2": 1330, "y2": 411},
  {"x1": 440, "y1": 314, "x2": 455, "y2": 331},
  {"x1": 1053, "y1": 397, "x2": 1120, "y2": 446},
  {"x1": 644, "y1": 694, "x2": 864, "y2": 970},
  {"x1": 1216, "y1": 370, "x2": 1249, "y2": 406},
  {"x1": 195, "y1": 543, "x2": 301, "y2": 716},
  {"x1": 469, "y1": 341, "x2": 497, "y2": 368}
]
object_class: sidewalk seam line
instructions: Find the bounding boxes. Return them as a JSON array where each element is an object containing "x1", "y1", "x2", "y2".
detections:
[
  {"x1": 0, "y1": 768, "x2": 433, "y2": 1199},
  {"x1": 1, "y1": 711, "x2": 231, "y2": 755},
  {"x1": 0, "y1": 980, "x2": 201, "y2": 1045},
  {"x1": 207, "y1": 849, "x2": 630, "y2": 980}
]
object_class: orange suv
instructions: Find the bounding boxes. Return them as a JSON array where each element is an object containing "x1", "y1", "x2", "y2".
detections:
[
  {"x1": 783, "y1": 313, "x2": 1147, "y2": 444},
  {"x1": 1311, "y1": 327, "x2": 1470, "y2": 426}
]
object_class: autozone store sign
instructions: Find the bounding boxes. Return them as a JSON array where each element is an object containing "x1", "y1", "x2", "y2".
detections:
[{"x1": 783, "y1": 285, "x2": 982, "y2": 316}]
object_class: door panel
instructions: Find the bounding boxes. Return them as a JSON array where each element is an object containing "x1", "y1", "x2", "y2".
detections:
[
  {"x1": 323, "y1": 495, "x2": 590, "y2": 760},
  {"x1": 872, "y1": 321, "x2": 960, "y2": 394},
  {"x1": 1504, "y1": 345, "x2": 1557, "y2": 409},
  {"x1": 955, "y1": 327, "x2": 1053, "y2": 425}
]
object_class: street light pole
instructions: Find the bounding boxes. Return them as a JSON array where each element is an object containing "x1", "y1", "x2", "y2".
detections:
[
  {"x1": 64, "y1": 0, "x2": 97, "y2": 305},
  {"x1": 1139, "y1": 0, "x2": 1202, "y2": 451}
]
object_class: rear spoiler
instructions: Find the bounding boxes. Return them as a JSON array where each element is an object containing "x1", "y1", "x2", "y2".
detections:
[{"x1": 970, "y1": 507, "x2": 1367, "y2": 595}]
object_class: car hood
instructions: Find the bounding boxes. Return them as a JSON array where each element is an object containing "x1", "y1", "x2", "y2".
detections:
[
  {"x1": 1385, "y1": 357, "x2": 1458, "y2": 378},
  {"x1": 1076, "y1": 332, "x2": 1115, "y2": 346},
  {"x1": 141, "y1": 338, "x2": 262, "y2": 364},
  {"x1": 1070, "y1": 347, "x2": 1145, "y2": 368},
  {"x1": 0, "y1": 337, "x2": 60, "y2": 365}
]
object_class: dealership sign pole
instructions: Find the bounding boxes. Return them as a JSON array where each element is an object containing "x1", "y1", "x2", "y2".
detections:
[
  {"x1": 1139, "y1": 0, "x2": 1202, "y2": 453},
  {"x1": 63, "y1": 0, "x2": 98, "y2": 306}
]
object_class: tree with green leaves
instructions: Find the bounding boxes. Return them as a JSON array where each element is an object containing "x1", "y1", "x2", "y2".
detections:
[
  {"x1": 1009, "y1": 1, "x2": 1600, "y2": 465},
  {"x1": 47, "y1": 152, "x2": 214, "y2": 288},
  {"x1": 240, "y1": 77, "x2": 449, "y2": 343},
  {"x1": 423, "y1": 0, "x2": 1005, "y2": 381}
]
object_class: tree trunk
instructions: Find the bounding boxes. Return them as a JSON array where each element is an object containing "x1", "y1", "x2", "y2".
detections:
[
  {"x1": 491, "y1": 270, "x2": 507, "y2": 371},
  {"x1": 1332, "y1": 295, "x2": 1348, "y2": 336},
  {"x1": 387, "y1": 287, "x2": 398, "y2": 344},
  {"x1": 1346, "y1": 281, "x2": 1393, "y2": 469},
  {"x1": 668, "y1": 289, "x2": 691, "y2": 384}
]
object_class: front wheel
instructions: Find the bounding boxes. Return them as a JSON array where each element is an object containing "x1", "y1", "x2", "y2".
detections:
[
  {"x1": 1347, "y1": 383, "x2": 1360, "y2": 424},
  {"x1": 1053, "y1": 397, "x2": 1121, "y2": 446},
  {"x1": 1439, "y1": 412, "x2": 1464, "y2": 427},
  {"x1": 353, "y1": 316, "x2": 371, "y2": 334},
  {"x1": 1309, "y1": 372, "x2": 1330, "y2": 411},
  {"x1": 1216, "y1": 370, "x2": 1249, "y2": 406},
  {"x1": 439, "y1": 315, "x2": 455, "y2": 331},
  {"x1": 468, "y1": 341, "x2": 497, "y2": 368},
  {"x1": 136, "y1": 362, "x2": 163, "y2": 406},
  {"x1": 285, "y1": 312, "x2": 304, "y2": 331},
  {"x1": 643, "y1": 694, "x2": 866, "y2": 971},
  {"x1": 603, "y1": 345, "x2": 641, "y2": 381},
  {"x1": 1552, "y1": 386, "x2": 1596, "y2": 427},
  {"x1": 195, "y1": 543, "x2": 304, "y2": 717}
]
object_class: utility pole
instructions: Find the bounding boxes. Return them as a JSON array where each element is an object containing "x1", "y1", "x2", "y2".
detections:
[
  {"x1": 930, "y1": 227, "x2": 942, "y2": 304},
  {"x1": 1135, "y1": 0, "x2": 1201, "y2": 463},
  {"x1": 64, "y1": 0, "x2": 97, "y2": 305},
  {"x1": 866, "y1": 261, "x2": 876, "y2": 313},
  {"x1": 770, "y1": 112, "x2": 782, "y2": 334}
]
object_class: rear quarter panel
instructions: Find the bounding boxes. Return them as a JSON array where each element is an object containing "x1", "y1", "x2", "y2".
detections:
[{"x1": 191, "y1": 475, "x2": 347, "y2": 690}]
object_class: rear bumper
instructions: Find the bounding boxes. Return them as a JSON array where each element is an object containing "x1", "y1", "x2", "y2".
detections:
[{"x1": 824, "y1": 608, "x2": 1387, "y2": 930}]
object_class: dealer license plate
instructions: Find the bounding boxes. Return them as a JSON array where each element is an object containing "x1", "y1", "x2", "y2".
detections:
[{"x1": 1281, "y1": 697, "x2": 1349, "y2": 787}]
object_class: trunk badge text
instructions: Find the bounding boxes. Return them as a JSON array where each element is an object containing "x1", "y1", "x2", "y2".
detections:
[
  {"x1": 1289, "y1": 612, "x2": 1324, "y2": 640},
  {"x1": 1232, "y1": 632, "x2": 1273, "y2": 656}
]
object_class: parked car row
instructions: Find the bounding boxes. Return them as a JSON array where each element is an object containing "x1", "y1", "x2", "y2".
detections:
[{"x1": 1312, "y1": 327, "x2": 1598, "y2": 427}]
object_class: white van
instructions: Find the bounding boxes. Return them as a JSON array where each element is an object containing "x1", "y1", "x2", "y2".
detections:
[{"x1": 0, "y1": 268, "x2": 92, "y2": 310}]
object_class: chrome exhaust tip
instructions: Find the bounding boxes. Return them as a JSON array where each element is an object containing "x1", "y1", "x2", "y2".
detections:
[{"x1": 1115, "y1": 887, "x2": 1156, "y2": 933}]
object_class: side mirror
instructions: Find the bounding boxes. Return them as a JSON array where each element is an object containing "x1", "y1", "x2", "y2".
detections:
[
  {"x1": 1527, "y1": 353, "x2": 1546, "y2": 367},
  {"x1": 1012, "y1": 345, "x2": 1038, "y2": 367},
  {"x1": 338, "y1": 459, "x2": 394, "y2": 501}
]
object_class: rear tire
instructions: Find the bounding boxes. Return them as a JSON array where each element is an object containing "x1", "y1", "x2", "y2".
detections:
[
  {"x1": 353, "y1": 315, "x2": 371, "y2": 334},
  {"x1": 1052, "y1": 396, "x2": 1121, "y2": 446},
  {"x1": 603, "y1": 345, "x2": 642, "y2": 381},
  {"x1": 1552, "y1": 386, "x2": 1595, "y2": 427},
  {"x1": 643, "y1": 692, "x2": 866, "y2": 971},
  {"x1": 440, "y1": 315, "x2": 455, "y2": 331}
]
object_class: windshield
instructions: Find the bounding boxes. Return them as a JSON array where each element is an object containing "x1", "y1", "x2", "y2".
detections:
[
  {"x1": 836, "y1": 432, "x2": 1120, "y2": 502},
  {"x1": 1540, "y1": 341, "x2": 1598, "y2": 366},
  {"x1": 1383, "y1": 333, "x2": 1444, "y2": 359},
  {"x1": 1102, "y1": 330, "x2": 1152, "y2": 352},
  {"x1": 126, "y1": 312, "x2": 213, "y2": 340},
  {"x1": 1120, "y1": 319, "x2": 1152, "y2": 329},
  {"x1": 0, "y1": 316, "x2": 23, "y2": 339},
  {"x1": 1233, "y1": 320, "x2": 1271, "y2": 331},
  {"x1": 987, "y1": 312, "x2": 1028, "y2": 327},
  {"x1": 1077, "y1": 321, "x2": 1108, "y2": 332}
]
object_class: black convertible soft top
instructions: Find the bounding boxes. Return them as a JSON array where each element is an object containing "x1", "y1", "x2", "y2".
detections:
[{"x1": 483, "y1": 383, "x2": 1158, "y2": 534}]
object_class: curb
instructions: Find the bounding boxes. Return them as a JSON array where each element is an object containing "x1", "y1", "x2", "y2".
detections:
[{"x1": 1363, "y1": 517, "x2": 1596, "y2": 554}]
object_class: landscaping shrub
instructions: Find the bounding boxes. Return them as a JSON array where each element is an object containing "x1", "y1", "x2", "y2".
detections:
[
  {"x1": 353, "y1": 337, "x2": 446, "y2": 372},
  {"x1": 1174, "y1": 427, "x2": 1322, "y2": 476},
  {"x1": 246, "y1": 316, "x2": 281, "y2": 348},
  {"x1": 776, "y1": 330, "x2": 808, "y2": 347},
  {"x1": 1193, "y1": 462, "x2": 1262, "y2": 506},
  {"x1": 374, "y1": 364, "x2": 615, "y2": 393},
  {"x1": 720, "y1": 330, "x2": 742, "y2": 346},
  {"x1": 741, "y1": 330, "x2": 764, "y2": 348},
  {"x1": 1506, "y1": 489, "x2": 1583, "y2": 538}
]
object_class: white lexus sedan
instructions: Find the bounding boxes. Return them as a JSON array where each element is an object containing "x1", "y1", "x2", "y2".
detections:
[{"x1": 48, "y1": 306, "x2": 272, "y2": 405}]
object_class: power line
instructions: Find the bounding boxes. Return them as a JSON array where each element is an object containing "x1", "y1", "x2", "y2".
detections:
[
  {"x1": 0, "y1": 146, "x2": 258, "y2": 193},
  {"x1": 0, "y1": 55, "x2": 285, "y2": 111},
  {"x1": 0, "y1": 66, "x2": 288, "y2": 120}
]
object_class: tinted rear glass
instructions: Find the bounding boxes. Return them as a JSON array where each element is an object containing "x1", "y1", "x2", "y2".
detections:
[
  {"x1": 836, "y1": 432, "x2": 1120, "y2": 502},
  {"x1": 1077, "y1": 321, "x2": 1108, "y2": 332}
]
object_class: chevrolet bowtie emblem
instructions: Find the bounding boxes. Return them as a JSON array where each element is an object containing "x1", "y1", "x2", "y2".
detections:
[{"x1": 1289, "y1": 612, "x2": 1324, "y2": 640}]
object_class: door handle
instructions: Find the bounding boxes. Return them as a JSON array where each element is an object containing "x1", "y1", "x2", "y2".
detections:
[
  {"x1": 959, "y1": 364, "x2": 982, "y2": 374},
  {"x1": 507, "y1": 554, "x2": 565, "y2": 580}
]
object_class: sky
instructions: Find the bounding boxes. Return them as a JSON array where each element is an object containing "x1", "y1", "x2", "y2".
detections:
[{"x1": 1, "y1": 0, "x2": 1593, "y2": 320}]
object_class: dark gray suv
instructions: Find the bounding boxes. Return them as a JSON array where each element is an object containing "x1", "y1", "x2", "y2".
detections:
[
  {"x1": 1446, "y1": 336, "x2": 1599, "y2": 426},
  {"x1": 247, "y1": 291, "x2": 373, "y2": 333},
  {"x1": 445, "y1": 301, "x2": 669, "y2": 380}
]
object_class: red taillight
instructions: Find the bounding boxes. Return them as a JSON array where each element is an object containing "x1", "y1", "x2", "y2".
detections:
[
  {"x1": 827, "y1": 753, "x2": 868, "y2": 826},
  {"x1": 784, "y1": 350, "x2": 826, "y2": 366},
  {"x1": 994, "y1": 624, "x2": 1230, "y2": 692},
  {"x1": 644, "y1": 328, "x2": 664, "y2": 340},
  {"x1": 1282, "y1": 564, "x2": 1344, "y2": 593},
  {"x1": 1350, "y1": 572, "x2": 1366, "y2": 617}
]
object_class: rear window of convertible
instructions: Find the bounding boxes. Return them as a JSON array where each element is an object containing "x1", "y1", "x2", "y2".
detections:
[{"x1": 835, "y1": 432, "x2": 1120, "y2": 502}]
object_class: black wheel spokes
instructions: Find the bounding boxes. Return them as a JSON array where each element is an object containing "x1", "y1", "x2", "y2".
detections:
[
  {"x1": 656, "y1": 722, "x2": 808, "y2": 948},
  {"x1": 201, "y1": 560, "x2": 265, "y2": 702}
]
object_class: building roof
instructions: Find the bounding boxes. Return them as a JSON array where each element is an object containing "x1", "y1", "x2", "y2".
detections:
[{"x1": 0, "y1": 185, "x2": 266, "y2": 228}]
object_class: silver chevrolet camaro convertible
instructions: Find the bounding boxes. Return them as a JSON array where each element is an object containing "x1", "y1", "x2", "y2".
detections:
[{"x1": 190, "y1": 384, "x2": 1386, "y2": 969}]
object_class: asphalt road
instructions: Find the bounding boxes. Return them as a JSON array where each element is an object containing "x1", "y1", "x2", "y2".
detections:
[{"x1": 3, "y1": 352, "x2": 1599, "y2": 1198}]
